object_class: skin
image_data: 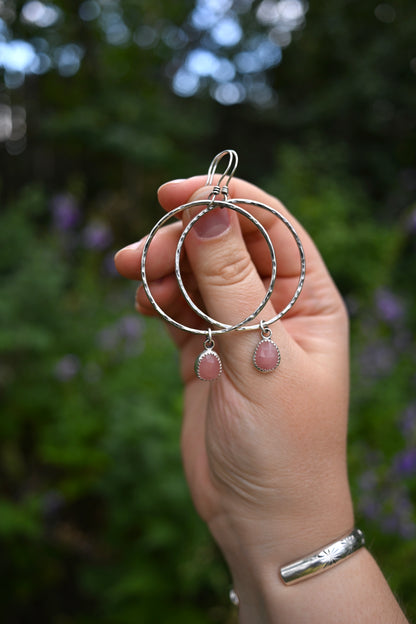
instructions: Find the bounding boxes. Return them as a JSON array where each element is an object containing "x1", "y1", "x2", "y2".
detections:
[{"x1": 114, "y1": 176, "x2": 409, "y2": 623}]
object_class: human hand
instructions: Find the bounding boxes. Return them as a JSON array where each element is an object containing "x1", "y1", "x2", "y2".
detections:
[{"x1": 114, "y1": 175, "x2": 354, "y2": 598}]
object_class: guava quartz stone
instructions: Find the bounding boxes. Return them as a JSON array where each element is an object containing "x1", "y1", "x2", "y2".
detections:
[
  {"x1": 253, "y1": 338, "x2": 281, "y2": 372},
  {"x1": 195, "y1": 349, "x2": 222, "y2": 381}
]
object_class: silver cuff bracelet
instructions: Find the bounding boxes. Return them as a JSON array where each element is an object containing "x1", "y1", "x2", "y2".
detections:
[{"x1": 280, "y1": 528, "x2": 365, "y2": 585}]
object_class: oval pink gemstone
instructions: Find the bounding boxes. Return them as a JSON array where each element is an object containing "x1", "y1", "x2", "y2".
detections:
[
  {"x1": 195, "y1": 351, "x2": 222, "y2": 381},
  {"x1": 253, "y1": 339, "x2": 280, "y2": 372}
]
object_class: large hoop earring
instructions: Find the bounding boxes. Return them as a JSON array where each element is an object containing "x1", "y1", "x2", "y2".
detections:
[
  {"x1": 175, "y1": 198, "x2": 305, "y2": 333},
  {"x1": 140, "y1": 150, "x2": 306, "y2": 381},
  {"x1": 141, "y1": 198, "x2": 278, "y2": 380}
]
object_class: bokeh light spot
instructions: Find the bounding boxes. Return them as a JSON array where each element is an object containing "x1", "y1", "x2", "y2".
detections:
[
  {"x1": 78, "y1": 1, "x2": 101, "y2": 22},
  {"x1": 210, "y1": 16, "x2": 242, "y2": 46},
  {"x1": 172, "y1": 68, "x2": 200, "y2": 97},
  {"x1": 21, "y1": 1, "x2": 60, "y2": 28},
  {"x1": 186, "y1": 48, "x2": 220, "y2": 76},
  {"x1": 134, "y1": 25, "x2": 158, "y2": 49},
  {"x1": 0, "y1": 39, "x2": 37, "y2": 72},
  {"x1": 213, "y1": 81, "x2": 245, "y2": 105},
  {"x1": 374, "y1": 3, "x2": 396, "y2": 23},
  {"x1": 54, "y1": 44, "x2": 84, "y2": 77},
  {"x1": 211, "y1": 57, "x2": 236, "y2": 82}
]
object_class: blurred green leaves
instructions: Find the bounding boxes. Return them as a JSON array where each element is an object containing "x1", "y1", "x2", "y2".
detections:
[{"x1": 0, "y1": 0, "x2": 415, "y2": 622}]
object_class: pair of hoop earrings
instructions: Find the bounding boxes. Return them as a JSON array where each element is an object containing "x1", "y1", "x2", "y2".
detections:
[{"x1": 141, "y1": 150, "x2": 306, "y2": 381}]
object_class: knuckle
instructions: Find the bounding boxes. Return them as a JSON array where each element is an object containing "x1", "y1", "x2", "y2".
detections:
[{"x1": 202, "y1": 248, "x2": 253, "y2": 287}]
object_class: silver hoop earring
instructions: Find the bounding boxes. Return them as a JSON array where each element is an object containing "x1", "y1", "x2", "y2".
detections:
[
  {"x1": 140, "y1": 150, "x2": 305, "y2": 381},
  {"x1": 175, "y1": 196, "x2": 305, "y2": 373},
  {"x1": 141, "y1": 198, "x2": 277, "y2": 379}
]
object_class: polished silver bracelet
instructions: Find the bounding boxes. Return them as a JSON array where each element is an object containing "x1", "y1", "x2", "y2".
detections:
[
  {"x1": 280, "y1": 528, "x2": 365, "y2": 585},
  {"x1": 229, "y1": 528, "x2": 365, "y2": 606}
]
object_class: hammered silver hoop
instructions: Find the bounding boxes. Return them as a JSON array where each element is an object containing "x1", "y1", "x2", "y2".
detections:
[
  {"x1": 230, "y1": 198, "x2": 305, "y2": 331},
  {"x1": 175, "y1": 198, "x2": 306, "y2": 332},
  {"x1": 141, "y1": 199, "x2": 277, "y2": 336}
]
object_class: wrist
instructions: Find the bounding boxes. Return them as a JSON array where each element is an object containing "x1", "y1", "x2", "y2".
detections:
[{"x1": 208, "y1": 476, "x2": 355, "y2": 611}]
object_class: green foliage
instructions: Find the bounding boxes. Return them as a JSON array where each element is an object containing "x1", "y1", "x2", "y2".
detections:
[
  {"x1": 0, "y1": 189, "x2": 233, "y2": 622},
  {"x1": 0, "y1": 0, "x2": 415, "y2": 621},
  {"x1": 263, "y1": 142, "x2": 401, "y2": 295}
]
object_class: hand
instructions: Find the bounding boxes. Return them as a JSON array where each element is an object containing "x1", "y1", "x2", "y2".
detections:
[{"x1": 115, "y1": 176, "x2": 354, "y2": 591}]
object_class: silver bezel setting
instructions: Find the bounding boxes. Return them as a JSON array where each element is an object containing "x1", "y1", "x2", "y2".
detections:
[
  {"x1": 194, "y1": 348, "x2": 222, "y2": 381},
  {"x1": 253, "y1": 338, "x2": 281, "y2": 373}
]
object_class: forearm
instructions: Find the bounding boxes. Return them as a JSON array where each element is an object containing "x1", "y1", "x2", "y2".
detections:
[{"x1": 234, "y1": 548, "x2": 408, "y2": 624}]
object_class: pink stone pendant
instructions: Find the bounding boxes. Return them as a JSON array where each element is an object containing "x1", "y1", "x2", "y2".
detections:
[
  {"x1": 195, "y1": 333, "x2": 222, "y2": 381},
  {"x1": 253, "y1": 323, "x2": 281, "y2": 373}
]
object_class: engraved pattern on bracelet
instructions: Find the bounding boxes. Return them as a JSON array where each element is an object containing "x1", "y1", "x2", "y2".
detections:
[{"x1": 280, "y1": 528, "x2": 365, "y2": 585}]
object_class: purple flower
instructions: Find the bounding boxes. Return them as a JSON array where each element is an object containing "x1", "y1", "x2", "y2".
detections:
[
  {"x1": 359, "y1": 340, "x2": 396, "y2": 378},
  {"x1": 375, "y1": 288, "x2": 405, "y2": 324},
  {"x1": 357, "y1": 452, "x2": 416, "y2": 540},
  {"x1": 83, "y1": 221, "x2": 113, "y2": 250},
  {"x1": 393, "y1": 448, "x2": 416, "y2": 476},
  {"x1": 51, "y1": 193, "x2": 81, "y2": 231},
  {"x1": 96, "y1": 316, "x2": 143, "y2": 355},
  {"x1": 358, "y1": 469, "x2": 378, "y2": 491},
  {"x1": 398, "y1": 521, "x2": 416, "y2": 539},
  {"x1": 97, "y1": 327, "x2": 118, "y2": 351},
  {"x1": 118, "y1": 315, "x2": 143, "y2": 339},
  {"x1": 54, "y1": 354, "x2": 80, "y2": 381},
  {"x1": 358, "y1": 498, "x2": 382, "y2": 520},
  {"x1": 103, "y1": 251, "x2": 120, "y2": 277},
  {"x1": 399, "y1": 403, "x2": 416, "y2": 436}
]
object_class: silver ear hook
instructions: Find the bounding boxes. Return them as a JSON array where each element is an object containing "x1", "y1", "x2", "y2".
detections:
[{"x1": 205, "y1": 149, "x2": 238, "y2": 199}]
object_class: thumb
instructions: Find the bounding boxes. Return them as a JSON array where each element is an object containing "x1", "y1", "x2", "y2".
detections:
[
  {"x1": 180, "y1": 186, "x2": 273, "y2": 327},
  {"x1": 179, "y1": 185, "x2": 289, "y2": 380}
]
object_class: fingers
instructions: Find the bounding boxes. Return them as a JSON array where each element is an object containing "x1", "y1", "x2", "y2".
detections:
[{"x1": 114, "y1": 221, "x2": 183, "y2": 281}]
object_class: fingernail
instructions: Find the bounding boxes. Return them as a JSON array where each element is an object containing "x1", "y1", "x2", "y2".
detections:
[
  {"x1": 114, "y1": 241, "x2": 141, "y2": 260},
  {"x1": 158, "y1": 178, "x2": 186, "y2": 193},
  {"x1": 187, "y1": 206, "x2": 231, "y2": 239}
]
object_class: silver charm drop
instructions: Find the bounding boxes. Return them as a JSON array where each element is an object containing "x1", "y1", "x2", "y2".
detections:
[
  {"x1": 195, "y1": 331, "x2": 222, "y2": 381},
  {"x1": 253, "y1": 321, "x2": 281, "y2": 373}
]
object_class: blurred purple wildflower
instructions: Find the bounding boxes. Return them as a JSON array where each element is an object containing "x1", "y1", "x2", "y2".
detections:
[
  {"x1": 83, "y1": 221, "x2": 113, "y2": 250},
  {"x1": 97, "y1": 326, "x2": 118, "y2": 351},
  {"x1": 51, "y1": 193, "x2": 81, "y2": 231},
  {"x1": 375, "y1": 288, "x2": 405, "y2": 324},
  {"x1": 393, "y1": 448, "x2": 416, "y2": 476},
  {"x1": 399, "y1": 403, "x2": 416, "y2": 437},
  {"x1": 392, "y1": 328, "x2": 413, "y2": 351},
  {"x1": 383, "y1": 488, "x2": 416, "y2": 539},
  {"x1": 359, "y1": 339, "x2": 396, "y2": 378},
  {"x1": 357, "y1": 468, "x2": 416, "y2": 539},
  {"x1": 118, "y1": 315, "x2": 143, "y2": 340},
  {"x1": 357, "y1": 470, "x2": 381, "y2": 519},
  {"x1": 97, "y1": 315, "x2": 143, "y2": 356},
  {"x1": 358, "y1": 468, "x2": 378, "y2": 492},
  {"x1": 103, "y1": 251, "x2": 119, "y2": 277},
  {"x1": 54, "y1": 354, "x2": 80, "y2": 381}
]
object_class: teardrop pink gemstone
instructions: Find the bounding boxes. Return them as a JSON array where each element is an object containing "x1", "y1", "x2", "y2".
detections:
[
  {"x1": 195, "y1": 351, "x2": 222, "y2": 381},
  {"x1": 253, "y1": 339, "x2": 281, "y2": 373}
]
